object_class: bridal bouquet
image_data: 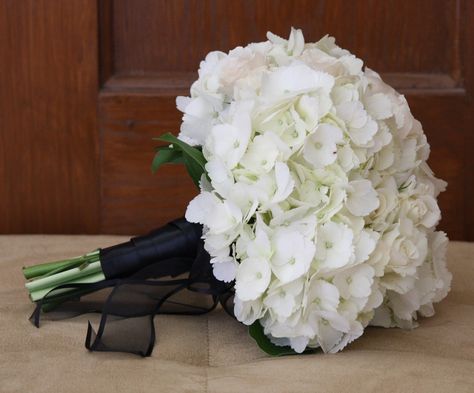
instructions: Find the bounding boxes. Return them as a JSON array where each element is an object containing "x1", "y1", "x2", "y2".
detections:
[
  {"x1": 172, "y1": 28, "x2": 451, "y2": 353},
  {"x1": 24, "y1": 28, "x2": 451, "y2": 356}
]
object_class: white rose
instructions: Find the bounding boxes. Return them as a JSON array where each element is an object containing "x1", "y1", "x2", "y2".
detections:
[
  {"x1": 368, "y1": 178, "x2": 399, "y2": 231},
  {"x1": 429, "y1": 231, "x2": 452, "y2": 302},
  {"x1": 377, "y1": 221, "x2": 429, "y2": 298},
  {"x1": 400, "y1": 194, "x2": 441, "y2": 229},
  {"x1": 219, "y1": 46, "x2": 266, "y2": 96}
]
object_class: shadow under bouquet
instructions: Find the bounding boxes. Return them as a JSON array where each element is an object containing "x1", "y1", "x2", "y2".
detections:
[{"x1": 23, "y1": 28, "x2": 452, "y2": 356}]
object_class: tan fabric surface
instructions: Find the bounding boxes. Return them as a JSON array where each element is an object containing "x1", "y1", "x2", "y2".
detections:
[{"x1": 0, "y1": 236, "x2": 473, "y2": 393}]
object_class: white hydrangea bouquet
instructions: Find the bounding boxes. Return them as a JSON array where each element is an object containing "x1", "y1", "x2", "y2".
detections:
[
  {"x1": 24, "y1": 28, "x2": 452, "y2": 357},
  {"x1": 162, "y1": 28, "x2": 452, "y2": 354}
]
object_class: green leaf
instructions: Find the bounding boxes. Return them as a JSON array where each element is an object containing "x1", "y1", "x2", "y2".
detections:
[
  {"x1": 249, "y1": 321, "x2": 317, "y2": 357},
  {"x1": 151, "y1": 147, "x2": 183, "y2": 173},
  {"x1": 182, "y1": 154, "x2": 204, "y2": 188},
  {"x1": 249, "y1": 321, "x2": 296, "y2": 356},
  {"x1": 152, "y1": 133, "x2": 207, "y2": 188},
  {"x1": 155, "y1": 133, "x2": 206, "y2": 172}
]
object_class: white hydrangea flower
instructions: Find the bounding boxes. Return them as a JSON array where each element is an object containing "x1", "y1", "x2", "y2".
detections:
[
  {"x1": 185, "y1": 191, "x2": 241, "y2": 236},
  {"x1": 315, "y1": 221, "x2": 354, "y2": 271},
  {"x1": 264, "y1": 278, "x2": 304, "y2": 321},
  {"x1": 336, "y1": 101, "x2": 378, "y2": 146},
  {"x1": 270, "y1": 225, "x2": 315, "y2": 283},
  {"x1": 234, "y1": 296, "x2": 264, "y2": 325},
  {"x1": 203, "y1": 111, "x2": 252, "y2": 169},
  {"x1": 180, "y1": 27, "x2": 450, "y2": 354},
  {"x1": 240, "y1": 133, "x2": 280, "y2": 174},
  {"x1": 303, "y1": 124, "x2": 343, "y2": 169},
  {"x1": 211, "y1": 254, "x2": 238, "y2": 283},
  {"x1": 261, "y1": 64, "x2": 334, "y2": 100},
  {"x1": 271, "y1": 162, "x2": 295, "y2": 203},
  {"x1": 345, "y1": 179, "x2": 379, "y2": 216},
  {"x1": 333, "y1": 264, "x2": 375, "y2": 299},
  {"x1": 235, "y1": 257, "x2": 271, "y2": 301}
]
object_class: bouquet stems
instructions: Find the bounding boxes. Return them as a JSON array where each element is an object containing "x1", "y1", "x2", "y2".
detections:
[
  {"x1": 23, "y1": 251, "x2": 104, "y2": 303},
  {"x1": 22, "y1": 218, "x2": 202, "y2": 307},
  {"x1": 23, "y1": 250, "x2": 100, "y2": 279}
]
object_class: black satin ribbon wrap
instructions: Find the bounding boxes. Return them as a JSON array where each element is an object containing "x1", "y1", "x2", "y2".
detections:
[
  {"x1": 99, "y1": 218, "x2": 202, "y2": 279},
  {"x1": 30, "y1": 218, "x2": 235, "y2": 357}
]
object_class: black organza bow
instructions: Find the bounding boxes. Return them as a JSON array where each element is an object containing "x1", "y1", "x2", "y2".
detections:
[{"x1": 30, "y1": 219, "x2": 235, "y2": 356}]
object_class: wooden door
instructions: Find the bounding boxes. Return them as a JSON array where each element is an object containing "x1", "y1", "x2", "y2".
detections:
[{"x1": 1, "y1": 0, "x2": 473, "y2": 240}]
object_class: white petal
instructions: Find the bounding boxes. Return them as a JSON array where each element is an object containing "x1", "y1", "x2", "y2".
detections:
[
  {"x1": 234, "y1": 297, "x2": 263, "y2": 325},
  {"x1": 350, "y1": 118, "x2": 378, "y2": 146},
  {"x1": 329, "y1": 320, "x2": 364, "y2": 353},
  {"x1": 271, "y1": 228, "x2": 315, "y2": 283},
  {"x1": 303, "y1": 124, "x2": 343, "y2": 169},
  {"x1": 262, "y1": 64, "x2": 334, "y2": 98},
  {"x1": 308, "y1": 280, "x2": 340, "y2": 312},
  {"x1": 287, "y1": 27, "x2": 305, "y2": 56},
  {"x1": 316, "y1": 221, "x2": 354, "y2": 270},
  {"x1": 272, "y1": 162, "x2": 295, "y2": 203},
  {"x1": 350, "y1": 273, "x2": 373, "y2": 298},
  {"x1": 317, "y1": 318, "x2": 344, "y2": 353},
  {"x1": 322, "y1": 311, "x2": 351, "y2": 333},
  {"x1": 247, "y1": 225, "x2": 272, "y2": 258},
  {"x1": 212, "y1": 259, "x2": 237, "y2": 282},
  {"x1": 176, "y1": 96, "x2": 191, "y2": 112},
  {"x1": 185, "y1": 192, "x2": 216, "y2": 224},
  {"x1": 346, "y1": 180, "x2": 379, "y2": 216},
  {"x1": 365, "y1": 93, "x2": 393, "y2": 120},
  {"x1": 289, "y1": 336, "x2": 310, "y2": 353},
  {"x1": 354, "y1": 229, "x2": 379, "y2": 263},
  {"x1": 183, "y1": 96, "x2": 214, "y2": 118},
  {"x1": 235, "y1": 257, "x2": 271, "y2": 301}
]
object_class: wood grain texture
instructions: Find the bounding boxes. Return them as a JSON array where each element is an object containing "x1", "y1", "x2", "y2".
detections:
[
  {"x1": 102, "y1": 72, "x2": 464, "y2": 95},
  {"x1": 0, "y1": 0, "x2": 100, "y2": 233},
  {"x1": 407, "y1": 95, "x2": 469, "y2": 240},
  {"x1": 99, "y1": 93, "x2": 197, "y2": 234},
  {"x1": 460, "y1": 0, "x2": 474, "y2": 240},
  {"x1": 112, "y1": 0, "x2": 459, "y2": 75},
  {"x1": 99, "y1": 0, "x2": 115, "y2": 85}
]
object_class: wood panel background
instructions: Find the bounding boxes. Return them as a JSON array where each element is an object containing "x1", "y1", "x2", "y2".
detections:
[
  {"x1": 0, "y1": 0, "x2": 100, "y2": 233},
  {"x1": 1, "y1": 0, "x2": 473, "y2": 240}
]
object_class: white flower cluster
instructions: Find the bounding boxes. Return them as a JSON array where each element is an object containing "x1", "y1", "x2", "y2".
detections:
[{"x1": 180, "y1": 28, "x2": 451, "y2": 353}]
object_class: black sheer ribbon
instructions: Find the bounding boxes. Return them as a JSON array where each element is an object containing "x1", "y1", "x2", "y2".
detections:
[{"x1": 30, "y1": 219, "x2": 235, "y2": 357}]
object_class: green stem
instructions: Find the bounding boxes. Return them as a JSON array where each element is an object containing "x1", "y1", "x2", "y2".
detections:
[
  {"x1": 25, "y1": 261, "x2": 103, "y2": 292},
  {"x1": 22, "y1": 250, "x2": 100, "y2": 280},
  {"x1": 29, "y1": 271, "x2": 105, "y2": 302},
  {"x1": 40, "y1": 253, "x2": 100, "y2": 278}
]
